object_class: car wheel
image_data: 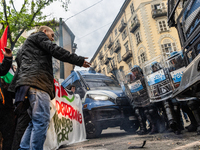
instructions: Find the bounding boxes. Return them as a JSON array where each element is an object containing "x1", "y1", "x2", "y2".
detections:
[
  {"x1": 123, "y1": 120, "x2": 139, "y2": 133},
  {"x1": 85, "y1": 117, "x2": 102, "y2": 139}
]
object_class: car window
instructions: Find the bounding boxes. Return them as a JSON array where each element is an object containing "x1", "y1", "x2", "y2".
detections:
[
  {"x1": 64, "y1": 75, "x2": 74, "y2": 89},
  {"x1": 73, "y1": 80, "x2": 86, "y2": 99},
  {"x1": 83, "y1": 75, "x2": 121, "y2": 90}
]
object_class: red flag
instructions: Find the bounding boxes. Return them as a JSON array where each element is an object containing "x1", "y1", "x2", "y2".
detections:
[{"x1": 0, "y1": 26, "x2": 8, "y2": 63}]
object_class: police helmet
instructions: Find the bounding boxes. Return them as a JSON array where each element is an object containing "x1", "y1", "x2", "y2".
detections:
[
  {"x1": 131, "y1": 65, "x2": 143, "y2": 74},
  {"x1": 151, "y1": 61, "x2": 162, "y2": 72}
]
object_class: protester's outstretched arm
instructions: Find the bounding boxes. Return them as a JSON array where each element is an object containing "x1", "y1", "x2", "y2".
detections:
[
  {"x1": 36, "y1": 32, "x2": 90, "y2": 67},
  {"x1": 0, "y1": 48, "x2": 13, "y2": 76},
  {"x1": 82, "y1": 57, "x2": 91, "y2": 68}
]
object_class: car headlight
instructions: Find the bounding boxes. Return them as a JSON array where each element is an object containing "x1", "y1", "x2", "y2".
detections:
[{"x1": 88, "y1": 94, "x2": 109, "y2": 101}]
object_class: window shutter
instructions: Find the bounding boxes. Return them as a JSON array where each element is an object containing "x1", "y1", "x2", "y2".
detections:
[
  {"x1": 161, "y1": 3, "x2": 165, "y2": 9},
  {"x1": 144, "y1": 51, "x2": 147, "y2": 62},
  {"x1": 151, "y1": 5, "x2": 155, "y2": 10},
  {"x1": 172, "y1": 43, "x2": 177, "y2": 51}
]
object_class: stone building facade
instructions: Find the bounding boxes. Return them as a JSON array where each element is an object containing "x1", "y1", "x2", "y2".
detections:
[{"x1": 90, "y1": 0, "x2": 183, "y2": 76}]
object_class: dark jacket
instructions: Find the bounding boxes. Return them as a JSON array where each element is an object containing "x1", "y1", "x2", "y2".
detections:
[
  {"x1": 0, "y1": 56, "x2": 13, "y2": 108},
  {"x1": 9, "y1": 31, "x2": 85, "y2": 99}
]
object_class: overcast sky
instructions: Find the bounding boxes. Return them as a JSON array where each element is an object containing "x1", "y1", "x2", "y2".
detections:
[
  {"x1": 43, "y1": 0, "x2": 125, "y2": 70},
  {"x1": 14, "y1": 0, "x2": 125, "y2": 70}
]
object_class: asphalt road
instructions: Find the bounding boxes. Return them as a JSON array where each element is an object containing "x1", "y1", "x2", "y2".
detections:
[{"x1": 59, "y1": 122, "x2": 200, "y2": 150}]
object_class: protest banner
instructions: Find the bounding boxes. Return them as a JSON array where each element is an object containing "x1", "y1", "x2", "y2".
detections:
[{"x1": 44, "y1": 80, "x2": 86, "y2": 150}]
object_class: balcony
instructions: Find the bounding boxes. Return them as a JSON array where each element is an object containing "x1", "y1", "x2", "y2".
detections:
[
  {"x1": 104, "y1": 57, "x2": 109, "y2": 65},
  {"x1": 122, "y1": 50, "x2": 132, "y2": 62},
  {"x1": 118, "y1": 22, "x2": 127, "y2": 32},
  {"x1": 97, "y1": 67, "x2": 101, "y2": 73},
  {"x1": 152, "y1": 9, "x2": 167, "y2": 19},
  {"x1": 107, "y1": 40, "x2": 113, "y2": 48},
  {"x1": 93, "y1": 63, "x2": 97, "y2": 69},
  {"x1": 98, "y1": 53, "x2": 103, "y2": 60},
  {"x1": 110, "y1": 64, "x2": 117, "y2": 71},
  {"x1": 114, "y1": 43, "x2": 121, "y2": 53},
  {"x1": 130, "y1": 19, "x2": 140, "y2": 33}
]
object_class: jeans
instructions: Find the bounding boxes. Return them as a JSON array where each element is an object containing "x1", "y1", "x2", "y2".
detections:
[{"x1": 19, "y1": 87, "x2": 50, "y2": 150}]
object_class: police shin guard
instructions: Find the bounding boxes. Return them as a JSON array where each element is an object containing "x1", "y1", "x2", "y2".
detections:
[
  {"x1": 163, "y1": 100, "x2": 178, "y2": 133},
  {"x1": 182, "y1": 103, "x2": 197, "y2": 132},
  {"x1": 188, "y1": 100, "x2": 200, "y2": 135},
  {"x1": 135, "y1": 108, "x2": 147, "y2": 135},
  {"x1": 173, "y1": 103, "x2": 183, "y2": 132},
  {"x1": 144, "y1": 109, "x2": 159, "y2": 135}
]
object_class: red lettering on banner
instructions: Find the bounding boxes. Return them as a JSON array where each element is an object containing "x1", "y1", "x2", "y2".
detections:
[
  {"x1": 56, "y1": 100, "x2": 61, "y2": 114},
  {"x1": 79, "y1": 113, "x2": 82, "y2": 124},
  {"x1": 54, "y1": 80, "x2": 61, "y2": 97},
  {"x1": 56, "y1": 100, "x2": 82, "y2": 124}
]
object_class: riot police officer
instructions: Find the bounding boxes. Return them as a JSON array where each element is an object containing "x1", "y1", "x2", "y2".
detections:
[
  {"x1": 126, "y1": 65, "x2": 161, "y2": 135},
  {"x1": 167, "y1": 51, "x2": 200, "y2": 134},
  {"x1": 145, "y1": 60, "x2": 182, "y2": 134}
]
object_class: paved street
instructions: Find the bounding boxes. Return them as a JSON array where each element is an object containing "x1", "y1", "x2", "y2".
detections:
[{"x1": 59, "y1": 122, "x2": 200, "y2": 150}]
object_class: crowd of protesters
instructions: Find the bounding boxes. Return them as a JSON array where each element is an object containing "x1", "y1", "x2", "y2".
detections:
[{"x1": 0, "y1": 26, "x2": 90, "y2": 150}]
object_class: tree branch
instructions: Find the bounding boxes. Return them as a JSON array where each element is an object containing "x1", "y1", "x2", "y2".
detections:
[
  {"x1": 13, "y1": 0, "x2": 28, "y2": 28},
  {"x1": 19, "y1": 0, "x2": 28, "y2": 15},
  {"x1": 10, "y1": 0, "x2": 17, "y2": 12},
  {"x1": 2, "y1": 0, "x2": 13, "y2": 45},
  {"x1": 13, "y1": 0, "x2": 51, "y2": 44}
]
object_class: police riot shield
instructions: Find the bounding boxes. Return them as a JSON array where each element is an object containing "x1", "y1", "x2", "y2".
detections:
[
  {"x1": 125, "y1": 67, "x2": 150, "y2": 107},
  {"x1": 171, "y1": 0, "x2": 200, "y2": 98},
  {"x1": 166, "y1": 52, "x2": 185, "y2": 89},
  {"x1": 115, "y1": 70, "x2": 133, "y2": 105},
  {"x1": 143, "y1": 56, "x2": 174, "y2": 102},
  {"x1": 166, "y1": 52, "x2": 197, "y2": 101}
]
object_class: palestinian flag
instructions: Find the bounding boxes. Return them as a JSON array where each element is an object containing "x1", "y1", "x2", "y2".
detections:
[
  {"x1": 1, "y1": 68, "x2": 14, "y2": 84},
  {"x1": 0, "y1": 26, "x2": 14, "y2": 84}
]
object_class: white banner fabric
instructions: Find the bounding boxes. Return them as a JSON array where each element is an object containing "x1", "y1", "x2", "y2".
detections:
[{"x1": 43, "y1": 80, "x2": 86, "y2": 150}]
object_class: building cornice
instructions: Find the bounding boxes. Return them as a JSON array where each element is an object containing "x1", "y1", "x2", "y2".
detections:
[{"x1": 90, "y1": 0, "x2": 131, "y2": 63}]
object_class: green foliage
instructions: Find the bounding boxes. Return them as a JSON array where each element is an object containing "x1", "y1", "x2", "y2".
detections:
[{"x1": 0, "y1": 0, "x2": 70, "y2": 50}]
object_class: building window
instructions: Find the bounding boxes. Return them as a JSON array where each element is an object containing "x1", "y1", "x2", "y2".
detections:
[
  {"x1": 121, "y1": 18, "x2": 125, "y2": 24},
  {"x1": 130, "y1": 3, "x2": 134, "y2": 15},
  {"x1": 135, "y1": 31, "x2": 141, "y2": 45},
  {"x1": 111, "y1": 58, "x2": 116, "y2": 67},
  {"x1": 107, "y1": 64, "x2": 110, "y2": 74},
  {"x1": 128, "y1": 61, "x2": 132, "y2": 69},
  {"x1": 152, "y1": 3, "x2": 165, "y2": 10},
  {"x1": 116, "y1": 39, "x2": 120, "y2": 44},
  {"x1": 161, "y1": 39, "x2": 177, "y2": 57},
  {"x1": 122, "y1": 29, "x2": 127, "y2": 41},
  {"x1": 93, "y1": 60, "x2": 96, "y2": 67},
  {"x1": 124, "y1": 41, "x2": 129, "y2": 52},
  {"x1": 109, "y1": 37, "x2": 112, "y2": 42},
  {"x1": 153, "y1": 4, "x2": 161, "y2": 10},
  {"x1": 104, "y1": 45, "x2": 107, "y2": 51},
  {"x1": 131, "y1": 16, "x2": 137, "y2": 25},
  {"x1": 110, "y1": 47, "x2": 114, "y2": 55},
  {"x1": 115, "y1": 29, "x2": 118, "y2": 36},
  {"x1": 102, "y1": 68, "x2": 105, "y2": 74},
  {"x1": 101, "y1": 60, "x2": 104, "y2": 66},
  {"x1": 138, "y1": 48, "x2": 147, "y2": 65},
  {"x1": 158, "y1": 20, "x2": 168, "y2": 32},
  {"x1": 117, "y1": 52, "x2": 121, "y2": 63},
  {"x1": 105, "y1": 53, "x2": 108, "y2": 59}
]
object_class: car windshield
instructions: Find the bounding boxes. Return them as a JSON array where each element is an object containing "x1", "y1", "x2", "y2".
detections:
[{"x1": 82, "y1": 75, "x2": 121, "y2": 90}]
